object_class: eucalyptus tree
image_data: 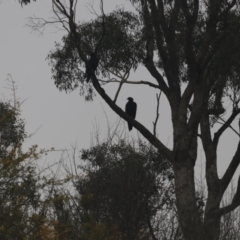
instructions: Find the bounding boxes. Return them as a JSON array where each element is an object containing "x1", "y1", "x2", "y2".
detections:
[{"x1": 28, "y1": 0, "x2": 240, "y2": 239}]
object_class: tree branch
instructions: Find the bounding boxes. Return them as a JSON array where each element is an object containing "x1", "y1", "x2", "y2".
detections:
[
  {"x1": 94, "y1": 0, "x2": 105, "y2": 54},
  {"x1": 218, "y1": 117, "x2": 240, "y2": 137},
  {"x1": 153, "y1": 92, "x2": 162, "y2": 137},
  {"x1": 197, "y1": 1, "x2": 222, "y2": 67},
  {"x1": 220, "y1": 141, "x2": 240, "y2": 195},
  {"x1": 169, "y1": 0, "x2": 180, "y2": 34},
  {"x1": 148, "y1": 0, "x2": 180, "y2": 92},
  {"x1": 98, "y1": 79, "x2": 161, "y2": 89},
  {"x1": 179, "y1": 0, "x2": 198, "y2": 75},
  {"x1": 158, "y1": 0, "x2": 180, "y2": 88},
  {"x1": 217, "y1": 175, "x2": 240, "y2": 217},
  {"x1": 143, "y1": 58, "x2": 170, "y2": 97},
  {"x1": 156, "y1": 0, "x2": 169, "y2": 39},
  {"x1": 141, "y1": 0, "x2": 170, "y2": 98},
  {"x1": 53, "y1": 0, "x2": 71, "y2": 19},
  {"x1": 147, "y1": 1, "x2": 172, "y2": 80},
  {"x1": 113, "y1": 72, "x2": 129, "y2": 103},
  {"x1": 213, "y1": 109, "x2": 240, "y2": 148},
  {"x1": 200, "y1": 109, "x2": 219, "y2": 193},
  {"x1": 56, "y1": 0, "x2": 173, "y2": 161},
  {"x1": 91, "y1": 73, "x2": 173, "y2": 160}
]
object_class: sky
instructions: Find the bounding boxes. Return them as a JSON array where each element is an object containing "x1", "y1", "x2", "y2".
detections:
[{"x1": 0, "y1": 0, "x2": 240, "y2": 182}]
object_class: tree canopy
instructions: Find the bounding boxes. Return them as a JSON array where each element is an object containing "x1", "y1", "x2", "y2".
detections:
[{"x1": 27, "y1": 0, "x2": 240, "y2": 239}]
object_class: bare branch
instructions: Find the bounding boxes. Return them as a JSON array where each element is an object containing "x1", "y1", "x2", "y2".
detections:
[
  {"x1": 98, "y1": 79, "x2": 160, "y2": 89},
  {"x1": 52, "y1": 1, "x2": 71, "y2": 33},
  {"x1": 113, "y1": 72, "x2": 129, "y2": 103},
  {"x1": 217, "y1": 176, "x2": 240, "y2": 217},
  {"x1": 94, "y1": 0, "x2": 105, "y2": 54},
  {"x1": 220, "y1": 142, "x2": 240, "y2": 196},
  {"x1": 91, "y1": 73, "x2": 173, "y2": 161},
  {"x1": 213, "y1": 109, "x2": 240, "y2": 148},
  {"x1": 143, "y1": 58, "x2": 170, "y2": 95},
  {"x1": 85, "y1": 0, "x2": 100, "y2": 17},
  {"x1": 200, "y1": 109, "x2": 219, "y2": 193},
  {"x1": 218, "y1": 117, "x2": 240, "y2": 137},
  {"x1": 153, "y1": 92, "x2": 162, "y2": 137},
  {"x1": 147, "y1": 0, "x2": 171, "y2": 79},
  {"x1": 27, "y1": 16, "x2": 68, "y2": 34},
  {"x1": 179, "y1": 0, "x2": 198, "y2": 74},
  {"x1": 141, "y1": 0, "x2": 170, "y2": 97},
  {"x1": 169, "y1": 0, "x2": 180, "y2": 33},
  {"x1": 53, "y1": 0, "x2": 70, "y2": 19}
]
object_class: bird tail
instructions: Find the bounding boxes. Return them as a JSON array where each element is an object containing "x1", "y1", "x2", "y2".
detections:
[{"x1": 128, "y1": 122, "x2": 133, "y2": 131}]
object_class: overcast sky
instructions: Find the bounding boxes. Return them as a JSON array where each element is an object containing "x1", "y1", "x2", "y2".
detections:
[{"x1": 0, "y1": 0, "x2": 239, "y2": 181}]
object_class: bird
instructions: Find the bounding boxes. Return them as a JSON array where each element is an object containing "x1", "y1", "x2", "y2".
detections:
[
  {"x1": 84, "y1": 52, "x2": 99, "y2": 83},
  {"x1": 125, "y1": 97, "x2": 137, "y2": 131}
]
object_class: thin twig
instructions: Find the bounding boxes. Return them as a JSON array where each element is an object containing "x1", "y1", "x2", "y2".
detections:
[
  {"x1": 113, "y1": 71, "x2": 130, "y2": 103},
  {"x1": 95, "y1": 0, "x2": 105, "y2": 54},
  {"x1": 153, "y1": 92, "x2": 162, "y2": 137}
]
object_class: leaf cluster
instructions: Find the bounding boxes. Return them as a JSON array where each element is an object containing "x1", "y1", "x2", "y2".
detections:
[
  {"x1": 0, "y1": 102, "x2": 25, "y2": 158},
  {"x1": 19, "y1": 0, "x2": 36, "y2": 6},
  {"x1": 77, "y1": 140, "x2": 174, "y2": 239},
  {"x1": 48, "y1": 9, "x2": 144, "y2": 100}
]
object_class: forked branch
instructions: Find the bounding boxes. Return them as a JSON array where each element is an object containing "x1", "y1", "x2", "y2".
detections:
[{"x1": 213, "y1": 109, "x2": 240, "y2": 147}]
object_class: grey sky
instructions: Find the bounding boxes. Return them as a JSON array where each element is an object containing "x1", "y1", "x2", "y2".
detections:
[{"x1": 0, "y1": 0, "x2": 239, "y2": 181}]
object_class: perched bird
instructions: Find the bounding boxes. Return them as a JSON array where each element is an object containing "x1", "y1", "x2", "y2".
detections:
[
  {"x1": 125, "y1": 97, "x2": 137, "y2": 131},
  {"x1": 84, "y1": 52, "x2": 99, "y2": 83}
]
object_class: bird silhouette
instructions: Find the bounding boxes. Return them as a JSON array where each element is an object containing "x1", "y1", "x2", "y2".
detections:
[
  {"x1": 84, "y1": 52, "x2": 99, "y2": 82},
  {"x1": 125, "y1": 97, "x2": 137, "y2": 131}
]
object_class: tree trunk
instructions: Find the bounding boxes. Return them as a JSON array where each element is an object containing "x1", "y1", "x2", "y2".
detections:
[
  {"x1": 204, "y1": 215, "x2": 221, "y2": 240},
  {"x1": 173, "y1": 153, "x2": 223, "y2": 240},
  {"x1": 173, "y1": 155, "x2": 204, "y2": 240},
  {"x1": 204, "y1": 192, "x2": 221, "y2": 240}
]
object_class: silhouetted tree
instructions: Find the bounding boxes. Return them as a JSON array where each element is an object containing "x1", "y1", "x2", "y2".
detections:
[
  {"x1": 77, "y1": 140, "x2": 174, "y2": 239},
  {"x1": 30, "y1": 1, "x2": 240, "y2": 239}
]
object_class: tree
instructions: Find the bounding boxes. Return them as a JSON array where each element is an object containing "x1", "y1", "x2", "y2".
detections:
[
  {"x1": 0, "y1": 101, "x2": 25, "y2": 158},
  {"x1": 0, "y1": 101, "x2": 41, "y2": 239},
  {"x1": 78, "y1": 140, "x2": 175, "y2": 240},
  {"x1": 31, "y1": 1, "x2": 240, "y2": 239},
  {"x1": 0, "y1": 80, "x2": 56, "y2": 239},
  {"x1": 47, "y1": 137, "x2": 177, "y2": 240}
]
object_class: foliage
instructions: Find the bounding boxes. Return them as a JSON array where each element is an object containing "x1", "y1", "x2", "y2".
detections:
[
  {"x1": 0, "y1": 102, "x2": 25, "y2": 158},
  {"x1": 48, "y1": 9, "x2": 144, "y2": 101},
  {"x1": 0, "y1": 96, "x2": 57, "y2": 239},
  {"x1": 0, "y1": 145, "x2": 41, "y2": 239},
  {"x1": 18, "y1": 0, "x2": 240, "y2": 239},
  {"x1": 76, "y1": 140, "x2": 175, "y2": 239},
  {"x1": 0, "y1": 101, "x2": 43, "y2": 239},
  {"x1": 19, "y1": 0, "x2": 36, "y2": 6}
]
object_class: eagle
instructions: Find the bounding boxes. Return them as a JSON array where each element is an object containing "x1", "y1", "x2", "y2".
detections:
[
  {"x1": 125, "y1": 97, "x2": 137, "y2": 131},
  {"x1": 84, "y1": 52, "x2": 99, "y2": 83}
]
